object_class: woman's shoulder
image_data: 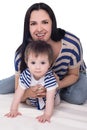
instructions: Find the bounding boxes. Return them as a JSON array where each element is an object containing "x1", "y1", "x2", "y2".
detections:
[
  {"x1": 62, "y1": 31, "x2": 81, "y2": 48},
  {"x1": 15, "y1": 50, "x2": 21, "y2": 61},
  {"x1": 64, "y1": 31, "x2": 80, "y2": 42}
]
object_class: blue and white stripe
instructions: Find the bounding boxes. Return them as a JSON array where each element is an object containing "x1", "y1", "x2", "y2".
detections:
[
  {"x1": 19, "y1": 69, "x2": 57, "y2": 109},
  {"x1": 14, "y1": 31, "x2": 86, "y2": 79}
]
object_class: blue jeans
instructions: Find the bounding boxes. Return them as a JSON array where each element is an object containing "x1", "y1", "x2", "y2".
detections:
[
  {"x1": 60, "y1": 73, "x2": 87, "y2": 104},
  {"x1": 0, "y1": 75, "x2": 15, "y2": 94}
]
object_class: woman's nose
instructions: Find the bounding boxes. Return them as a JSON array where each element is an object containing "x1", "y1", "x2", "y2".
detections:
[{"x1": 37, "y1": 24, "x2": 43, "y2": 31}]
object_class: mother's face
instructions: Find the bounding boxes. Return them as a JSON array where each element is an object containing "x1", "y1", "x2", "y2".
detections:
[{"x1": 29, "y1": 9, "x2": 52, "y2": 42}]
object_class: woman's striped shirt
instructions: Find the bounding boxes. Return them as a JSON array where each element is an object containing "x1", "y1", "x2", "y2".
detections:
[{"x1": 14, "y1": 31, "x2": 86, "y2": 79}]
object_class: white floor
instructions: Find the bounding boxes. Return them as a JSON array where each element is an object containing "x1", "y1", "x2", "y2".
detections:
[{"x1": 0, "y1": 94, "x2": 87, "y2": 130}]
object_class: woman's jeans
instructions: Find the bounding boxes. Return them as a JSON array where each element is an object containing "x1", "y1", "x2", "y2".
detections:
[
  {"x1": 0, "y1": 73, "x2": 87, "y2": 104},
  {"x1": 60, "y1": 73, "x2": 87, "y2": 104},
  {"x1": 0, "y1": 75, "x2": 15, "y2": 94}
]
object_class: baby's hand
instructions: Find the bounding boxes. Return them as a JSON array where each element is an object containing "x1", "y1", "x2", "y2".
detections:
[
  {"x1": 4, "y1": 110, "x2": 22, "y2": 118},
  {"x1": 36, "y1": 113, "x2": 51, "y2": 123}
]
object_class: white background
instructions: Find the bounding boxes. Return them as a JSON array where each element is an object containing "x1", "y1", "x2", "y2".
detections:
[{"x1": 0, "y1": 0, "x2": 87, "y2": 79}]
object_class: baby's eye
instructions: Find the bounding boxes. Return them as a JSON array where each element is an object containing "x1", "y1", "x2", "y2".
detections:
[
  {"x1": 31, "y1": 61, "x2": 35, "y2": 64},
  {"x1": 41, "y1": 62, "x2": 45, "y2": 64}
]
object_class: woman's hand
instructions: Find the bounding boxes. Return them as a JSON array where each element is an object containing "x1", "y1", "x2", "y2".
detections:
[
  {"x1": 32, "y1": 84, "x2": 46, "y2": 98},
  {"x1": 54, "y1": 67, "x2": 80, "y2": 89},
  {"x1": 21, "y1": 84, "x2": 46, "y2": 102}
]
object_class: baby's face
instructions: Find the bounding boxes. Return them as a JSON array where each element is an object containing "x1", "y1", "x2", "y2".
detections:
[{"x1": 27, "y1": 53, "x2": 50, "y2": 80}]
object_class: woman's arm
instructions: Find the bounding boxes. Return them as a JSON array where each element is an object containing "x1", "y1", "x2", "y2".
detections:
[
  {"x1": 57, "y1": 66, "x2": 80, "y2": 89},
  {"x1": 22, "y1": 85, "x2": 46, "y2": 102},
  {"x1": 15, "y1": 73, "x2": 19, "y2": 90}
]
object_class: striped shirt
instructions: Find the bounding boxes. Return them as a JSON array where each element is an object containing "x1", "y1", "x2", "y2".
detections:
[
  {"x1": 14, "y1": 31, "x2": 86, "y2": 79},
  {"x1": 19, "y1": 68, "x2": 58, "y2": 90},
  {"x1": 51, "y1": 32, "x2": 86, "y2": 79},
  {"x1": 19, "y1": 68, "x2": 58, "y2": 109}
]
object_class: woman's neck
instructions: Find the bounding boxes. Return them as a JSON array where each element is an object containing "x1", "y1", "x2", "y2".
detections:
[{"x1": 48, "y1": 40, "x2": 62, "y2": 61}]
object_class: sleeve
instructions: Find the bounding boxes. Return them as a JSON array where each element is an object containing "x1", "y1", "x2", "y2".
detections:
[
  {"x1": 69, "y1": 39, "x2": 83, "y2": 69},
  {"x1": 44, "y1": 70, "x2": 58, "y2": 91},
  {"x1": 14, "y1": 51, "x2": 21, "y2": 74},
  {"x1": 19, "y1": 69, "x2": 31, "y2": 89}
]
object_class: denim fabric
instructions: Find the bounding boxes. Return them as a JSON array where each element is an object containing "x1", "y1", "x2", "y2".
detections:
[
  {"x1": 60, "y1": 73, "x2": 87, "y2": 104},
  {"x1": 0, "y1": 75, "x2": 15, "y2": 94}
]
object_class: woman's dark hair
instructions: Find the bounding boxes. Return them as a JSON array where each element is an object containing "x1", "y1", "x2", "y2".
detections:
[{"x1": 16, "y1": 2, "x2": 65, "y2": 72}]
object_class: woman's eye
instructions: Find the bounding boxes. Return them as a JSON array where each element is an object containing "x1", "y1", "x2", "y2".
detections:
[
  {"x1": 30, "y1": 22, "x2": 36, "y2": 26},
  {"x1": 42, "y1": 21, "x2": 48, "y2": 24}
]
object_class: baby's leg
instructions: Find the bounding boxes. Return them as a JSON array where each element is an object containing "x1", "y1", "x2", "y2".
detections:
[{"x1": 54, "y1": 94, "x2": 60, "y2": 106}]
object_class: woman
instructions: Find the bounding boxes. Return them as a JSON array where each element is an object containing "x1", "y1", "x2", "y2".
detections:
[{"x1": 1, "y1": 2, "x2": 87, "y2": 104}]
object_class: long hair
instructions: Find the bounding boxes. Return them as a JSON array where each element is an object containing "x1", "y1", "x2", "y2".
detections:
[{"x1": 16, "y1": 2, "x2": 65, "y2": 72}]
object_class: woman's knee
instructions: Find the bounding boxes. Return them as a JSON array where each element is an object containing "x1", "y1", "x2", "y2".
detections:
[
  {"x1": 60, "y1": 73, "x2": 87, "y2": 104},
  {"x1": 64, "y1": 94, "x2": 86, "y2": 105},
  {"x1": 0, "y1": 75, "x2": 15, "y2": 94}
]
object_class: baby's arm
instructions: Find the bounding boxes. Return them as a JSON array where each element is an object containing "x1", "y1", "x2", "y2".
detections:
[
  {"x1": 5, "y1": 86, "x2": 25, "y2": 118},
  {"x1": 36, "y1": 89, "x2": 56, "y2": 123}
]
